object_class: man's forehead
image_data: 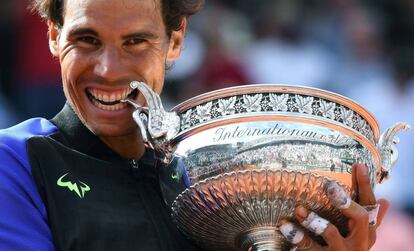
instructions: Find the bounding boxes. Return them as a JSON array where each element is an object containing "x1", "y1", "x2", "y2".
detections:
[
  {"x1": 72, "y1": 0, "x2": 161, "y2": 7},
  {"x1": 62, "y1": 0, "x2": 164, "y2": 30},
  {"x1": 64, "y1": 0, "x2": 162, "y2": 18}
]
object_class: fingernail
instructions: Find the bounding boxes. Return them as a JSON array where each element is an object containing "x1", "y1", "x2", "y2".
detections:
[
  {"x1": 295, "y1": 205, "x2": 308, "y2": 219},
  {"x1": 326, "y1": 181, "x2": 351, "y2": 209},
  {"x1": 354, "y1": 163, "x2": 368, "y2": 176},
  {"x1": 279, "y1": 222, "x2": 304, "y2": 244},
  {"x1": 359, "y1": 164, "x2": 368, "y2": 176},
  {"x1": 301, "y1": 212, "x2": 329, "y2": 235}
]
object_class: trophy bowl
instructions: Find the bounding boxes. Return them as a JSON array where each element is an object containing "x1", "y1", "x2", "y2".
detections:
[{"x1": 125, "y1": 82, "x2": 410, "y2": 251}]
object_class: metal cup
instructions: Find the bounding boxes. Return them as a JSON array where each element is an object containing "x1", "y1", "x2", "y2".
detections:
[{"x1": 125, "y1": 81, "x2": 410, "y2": 251}]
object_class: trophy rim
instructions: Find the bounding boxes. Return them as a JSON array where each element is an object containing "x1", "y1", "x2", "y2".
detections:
[
  {"x1": 171, "y1": 84, "x2": 380, "y2": 141},
  {"x1": 171, "y1": 113, "x2": 382, "y2": 183}
]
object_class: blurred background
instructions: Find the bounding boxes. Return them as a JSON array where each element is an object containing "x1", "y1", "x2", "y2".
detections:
[{"x1": 1, "y1": 0, "x2": 413, "y2": 249}]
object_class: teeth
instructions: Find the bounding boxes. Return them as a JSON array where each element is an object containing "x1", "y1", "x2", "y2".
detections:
[
  {"x1": 91, "y1": 98, "x2": 128, "y2": 111},
  {"x1": 97, "y1": 92, "x2": 104, "y2": 101},
  {"x1": 122, "y1": 89, "x2": 129, "y2": 98},
  {"x1": 88, "y1": 88, "x2": 133, "y2": 102},
  {"x1": 103, "y1": 93, "x2": 109, "y2": 102},
  {"x1": 87, "y1": 87, "x2": 135, "y2": 111}
]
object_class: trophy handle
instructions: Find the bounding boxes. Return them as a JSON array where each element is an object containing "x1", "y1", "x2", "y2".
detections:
[
  {"x1": 125, "y1": 81, "x2": 181, "y2": 164},
  {"x1": 378, "y1": 122, "x2": 411, "y2": 182}
]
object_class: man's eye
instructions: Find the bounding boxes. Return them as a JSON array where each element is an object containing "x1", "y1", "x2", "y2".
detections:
[
  {"x1": 125, "y1": 38, "x2": 146, "y2": 46},
  {"x1": 78, "y1": 36, "x2": 100, "y2": 46}
]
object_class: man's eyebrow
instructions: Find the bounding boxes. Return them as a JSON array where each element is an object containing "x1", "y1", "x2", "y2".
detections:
[
  {"x1": 68, "y1": 28, "x2": 99, "y2": 37},
  {"x1": 121, "y1": 32, "x2": 159, "y2": 40}
]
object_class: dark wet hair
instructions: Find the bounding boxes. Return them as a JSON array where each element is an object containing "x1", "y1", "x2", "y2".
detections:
[{"x1": 31, "y1": 0, "x2": 204, "y2": 36}]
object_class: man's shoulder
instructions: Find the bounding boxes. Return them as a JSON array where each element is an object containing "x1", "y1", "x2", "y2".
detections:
[
  {"x1": 0, "y1": 118, "x2": 58, "y2": 165},
  {"x1": 0, "y1": 118, "x2": 58, "y2": 146}
]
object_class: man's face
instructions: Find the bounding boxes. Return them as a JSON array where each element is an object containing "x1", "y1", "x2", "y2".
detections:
[{"x1": 48, "y1": 0, "x2": 185, "y2": 138}]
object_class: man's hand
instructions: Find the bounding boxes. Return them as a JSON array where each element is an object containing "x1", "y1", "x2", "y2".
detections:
[{"x1": 280, "y1": 164, "x2": 390, "y2": 250}]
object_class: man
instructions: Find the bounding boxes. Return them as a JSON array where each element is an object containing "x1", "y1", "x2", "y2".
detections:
[{"x1": 0, "y1": 0, "x2": 389, "y2": 250}]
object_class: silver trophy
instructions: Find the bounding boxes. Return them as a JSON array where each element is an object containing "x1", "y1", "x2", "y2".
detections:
[{"x1": 123, "y1": 81, "x2": 410, "y2": 251}]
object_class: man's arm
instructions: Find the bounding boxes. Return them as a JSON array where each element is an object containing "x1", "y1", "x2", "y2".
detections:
[{"x1": 0, "y1": 142, "x2": 55, "y2": 251}]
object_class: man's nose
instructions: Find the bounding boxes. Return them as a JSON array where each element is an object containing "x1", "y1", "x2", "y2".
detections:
[{"x1": 93, "y1": 47, "x2": 129, "y2": 82}]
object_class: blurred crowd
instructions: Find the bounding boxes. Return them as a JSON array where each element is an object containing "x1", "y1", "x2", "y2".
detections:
[{"x1": 1, "y1": 0, "x2": 413, "y2": 249}]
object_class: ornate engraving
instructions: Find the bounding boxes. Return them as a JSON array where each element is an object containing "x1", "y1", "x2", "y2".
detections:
[
  {"x1": 319, "y1": 100, "x2": 336, "y2": 119},
  {"x1": 195, "y1": 101, "x2": 213, "y2": 123},
  {"x1": 218, "y1": 96, "x2": 237, "y2": 115},
  {"x1": 242, "y1": 94, "x2": 263, "y2": 112},
  {"x1": 178, "y1": 93, "x2": 376, "y2": 143},
  {"x1": 340, "y1": 106, "x2": 354, "y2": 127},
  {"x1": 294, "y1": 95, "x2": 314, "y2": 114},
  {"x1": 181, "y1": 109, "x2": 193, "y2": 130},
  {"x1": 269, "y1": 93, "x2": 289, "y2": 112}
]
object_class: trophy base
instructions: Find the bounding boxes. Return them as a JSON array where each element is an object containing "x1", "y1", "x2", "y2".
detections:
[
  {"x1": 172, "y1": 169, "x2": 350, "y2": 251},
  {"x1": 236, "y1": 227, "x2": 283, "y2": 251}
]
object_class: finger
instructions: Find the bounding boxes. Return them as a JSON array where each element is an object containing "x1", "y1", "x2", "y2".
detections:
[
  {"x1": 366, "y1": 199, "x2": 390, "y2": 248},
  {"x1": 375, "y1": 199, "x2": 390, "y2": 228},
  {"x1": 326, "y1": 181, "x2": 369, "y2": 244},
  {"x1": 354, "y1": 163, "x2": 376, "y2": 205},
  {"x1": 363, "y1": 204, "x2": 380, "y2": 227},
  {"x1": 363, "y1": 203, "x2": 380, "y2": 248},
  {"x1": 279, "y1": 220, "x2": 324, "y2": 251},
  {"x1": 351, "y1": 163, "x2": 358, "y2": 197},
  {"x1": 295, "y1": 206, "x2": 347, "y2": 250}
]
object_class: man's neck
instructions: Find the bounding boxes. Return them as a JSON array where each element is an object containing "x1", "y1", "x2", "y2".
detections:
[{"x1": 99, "y1": 133, "x2": 146, "y2": 160}]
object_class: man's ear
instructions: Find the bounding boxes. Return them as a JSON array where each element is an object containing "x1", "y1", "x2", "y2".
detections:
[
  {"x1": 48, "y1": 20, "x2": 60, "y2": 57},
  {"x1": 166, "y1": 18, "x2": 187, "y2": 61}
]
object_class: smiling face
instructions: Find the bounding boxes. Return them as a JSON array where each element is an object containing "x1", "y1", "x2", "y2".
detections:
[{"x1": 48, "y1": 0, "x2": 185, "y2": 139}]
